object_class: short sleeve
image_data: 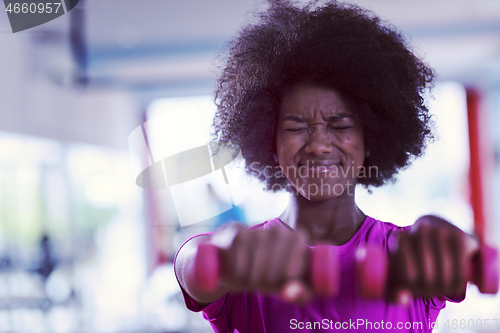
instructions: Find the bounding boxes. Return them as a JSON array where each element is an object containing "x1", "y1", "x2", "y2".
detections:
[
  {"x1": 174, "y1": 232, "x2": 232, "y2": 327},
  {"x1": 179, "y1": 282, "x2": 229, "y2": 317}
]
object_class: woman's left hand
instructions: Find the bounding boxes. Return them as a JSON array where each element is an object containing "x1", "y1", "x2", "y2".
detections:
[{"x1": 388, "y1": 215, "x2": 479, "y2": 303}]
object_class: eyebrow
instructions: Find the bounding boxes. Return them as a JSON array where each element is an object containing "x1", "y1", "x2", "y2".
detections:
[{"x1": 281, "y1": 113, "x2": 355, "y2": 123}]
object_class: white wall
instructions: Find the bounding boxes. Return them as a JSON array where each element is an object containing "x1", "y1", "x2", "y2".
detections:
[{"x1": 0, "y1": 30, "x2": 140, "y2": 149}]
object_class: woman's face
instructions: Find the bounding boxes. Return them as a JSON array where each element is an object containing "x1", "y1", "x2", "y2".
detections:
[{"x1": 276, "y1": 83, "x2": 365, "y2": 201}]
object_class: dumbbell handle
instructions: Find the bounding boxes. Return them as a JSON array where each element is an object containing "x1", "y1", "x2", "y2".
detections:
[
  {"x1": 193, "y1": 243, "x2": 340, "y2": 296},
  {"x1": 356, "y1": 243, "x2": 499, "y2": 299}
]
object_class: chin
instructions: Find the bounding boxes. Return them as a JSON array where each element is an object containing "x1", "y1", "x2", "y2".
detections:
[
  {"x1": 303, "y1": 192, "x2": 339, "y2": 201},
  {"x1": 289, "y1": 177, "x2": 355, "y2": 201}
]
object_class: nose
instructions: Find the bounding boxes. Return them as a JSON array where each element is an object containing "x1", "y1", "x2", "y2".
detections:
[{"x1": 304, "y1": 127, "x2": 333, "y2": 156}]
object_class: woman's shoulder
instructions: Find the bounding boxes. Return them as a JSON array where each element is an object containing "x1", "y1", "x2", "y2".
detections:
[
  {"x1": 368, "y1": 217, "x2": 411, "y2": 233},
  {"x1": 249, "y1": 218, "x2": 288, "y2": 231},
  {"x1": 358, "y1": 216, "x2": 411, "y2": 250}
]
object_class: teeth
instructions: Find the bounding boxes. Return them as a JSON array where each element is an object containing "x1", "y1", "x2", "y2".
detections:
[{"x1": 301, "y1": 162, "x2": 339, "y2": 167}]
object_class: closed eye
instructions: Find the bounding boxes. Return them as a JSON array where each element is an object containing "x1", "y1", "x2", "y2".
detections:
[
  {"x1": 329, "y1": 126, "x2": 352, "y2": 130},
  {"x1": 285, "y1": 128, "x2": 307, "y2": 132}
]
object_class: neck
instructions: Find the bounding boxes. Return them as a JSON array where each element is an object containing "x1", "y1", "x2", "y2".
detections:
[{"x1": 278, "y1": 190, "x2": 366, "y2": 245}]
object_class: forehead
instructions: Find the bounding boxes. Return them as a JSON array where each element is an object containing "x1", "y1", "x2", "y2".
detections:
[{"x1": 279, "y1": 84, "x2": 353, "y2": 119}]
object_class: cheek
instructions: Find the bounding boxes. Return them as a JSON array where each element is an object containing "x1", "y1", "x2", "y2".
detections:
[
  {"x1": 352, "y1": 141, "x2": 365, "y2": 160},
  {"x1": 277, "y1": 149, "x2": 294, "y2": 175},
  {"x1": 345, "y1": 131, "x2": 365, "y2": 161},
  {"x1": 276, "y1": 139, "x2": 298, "y2": 180},
  {"x1": 276, "y1": 136, "x2": 293, "y2": 163}
]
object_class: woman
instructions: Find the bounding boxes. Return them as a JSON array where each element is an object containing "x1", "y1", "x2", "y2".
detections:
[{"x1": 175, "y1": 1, "x2": 477, "y2": 332}]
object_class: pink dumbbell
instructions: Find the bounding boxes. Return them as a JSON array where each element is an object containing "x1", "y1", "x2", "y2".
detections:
[
  {"x1": 355, "y1": 244, "x2": 499, "y2": 299},
  {"x1": 193, "y1": 242, "x2": 340, "y2": 297},
  {"x1": 468, "y1": 244, "x2": 499, "y2": 294},
  {"x1": 194, "y1": 243, "x2": 221, "y2": 292}
]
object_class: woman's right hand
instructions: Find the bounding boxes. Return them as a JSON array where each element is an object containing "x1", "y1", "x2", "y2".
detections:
[{"x1": 175, "y1": 222, "x2": 312, "y2": 306}]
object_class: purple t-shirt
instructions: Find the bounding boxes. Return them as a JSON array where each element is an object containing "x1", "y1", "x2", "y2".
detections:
[{"x1": 177, "y1": 216, "x2": 463, "y2": 332}]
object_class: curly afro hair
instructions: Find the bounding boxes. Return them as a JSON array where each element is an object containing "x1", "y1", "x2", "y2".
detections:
[{"x1": 213, "y1": 0, "x2": 434, "y2": 190}]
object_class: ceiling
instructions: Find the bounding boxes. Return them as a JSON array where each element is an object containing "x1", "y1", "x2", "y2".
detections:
[{"x1": 2, "y1": 0, "x2": 500, "y2": 94}]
